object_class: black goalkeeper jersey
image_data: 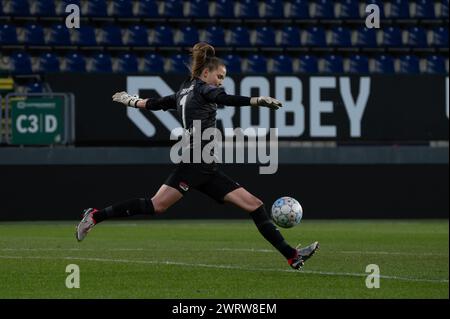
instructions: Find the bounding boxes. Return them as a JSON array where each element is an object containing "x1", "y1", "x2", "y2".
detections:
[{"x1": 145, "y1": 77, "x2": 251, "y2": 167}]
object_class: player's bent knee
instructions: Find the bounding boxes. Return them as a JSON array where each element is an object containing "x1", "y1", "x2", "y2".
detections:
[
  {"x1": 244, "y1": 196, "x2": 264, "y2": 212},
  {"x1": 251, "y1": 197, "x2": 264, "y2": 211},
  {"x1": 151, "y1": 199, "x2": 169, "y2": 214}
]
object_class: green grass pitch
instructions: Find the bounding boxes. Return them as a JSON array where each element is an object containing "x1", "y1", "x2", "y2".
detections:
[{"x1": 0, "y1": 219, "x2": 448, "y2": 299}]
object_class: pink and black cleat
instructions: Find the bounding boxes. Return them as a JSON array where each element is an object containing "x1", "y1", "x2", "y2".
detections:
[
  {"x1": 75, "y1": 208, "x2": 98, "y2": 242},
  {"x1": 288, "y1": 241, "x2": 320, "y2": 270}
]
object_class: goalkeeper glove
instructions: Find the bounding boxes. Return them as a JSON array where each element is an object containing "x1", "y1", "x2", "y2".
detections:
[
  {"x1": 250, "y1": 96, "x2": 283, "y2": 110},
  {"x1": 112, "y1": 91, "x2": 143, "y2": 108}
]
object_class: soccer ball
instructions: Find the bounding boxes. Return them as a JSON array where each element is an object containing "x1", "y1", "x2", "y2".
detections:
[{"x1": 271, "y1": 196, "x2": 303, "y2": 228}]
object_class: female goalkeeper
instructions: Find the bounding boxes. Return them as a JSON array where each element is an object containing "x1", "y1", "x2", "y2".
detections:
[{"x1": 76, "y1": 43, "x2": 319, "y2": 270}]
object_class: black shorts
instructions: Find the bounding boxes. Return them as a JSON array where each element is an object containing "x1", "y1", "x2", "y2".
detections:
[{"x1": 164, "y1": 163, "x2": 241, "y2": 203}]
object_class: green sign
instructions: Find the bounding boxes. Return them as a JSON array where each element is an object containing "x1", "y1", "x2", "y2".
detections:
[{"x1": 11, "y1": 97, "x2": 65, "y2": 145}]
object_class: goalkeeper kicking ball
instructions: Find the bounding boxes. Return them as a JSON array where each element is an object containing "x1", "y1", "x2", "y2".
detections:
[{"x1": 271, "y1": 196, "x2": 303, "y2": 228}]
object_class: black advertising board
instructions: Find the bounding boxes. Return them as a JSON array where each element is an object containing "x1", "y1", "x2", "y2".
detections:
[{"x1": 46, "y1": 74, "x2": 449, "y2": 144}]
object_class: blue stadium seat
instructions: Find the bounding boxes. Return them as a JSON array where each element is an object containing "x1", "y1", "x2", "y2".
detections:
[
  {"x1": 424, "y1": 55, "x2": 447, "y2": 73},
  {"x1": 406, "y1": 27, "x2": 427, "y2": 47},
  {"x1": 254, "y1": 26, "x2": 276, "y2": 47},
  {"x1": 203, "y1": 26, "x2": 226, "y2": 47},
  {"x1": 126, "y1": 25, "x2": 149, "y2": 46},
  {"x1": 354, "y1": 27, "x2": 377, "y2": 47},
  {"x1": 246, "y1": 54, "x2": 268, "y2": 73},
  {"x1": 272, "y1": 55, "x2": 293, "y2": 73},
  {"x1": 397, "y1": 55, "x2": 420, "y2": 73},
  {"x1": 47, "y1": 24, "x2": 72, "y2": 45},
  {"x1": 136, "y1": 0, "x2": 159, "y2": 18},
  {"x1": 116, "y1": 53, "x2": 139, "y2": 73},
  {"x1": 228, "y1": 26, "x2": 251, "y2": 47},
  {"x1": 222, "y1": 54, "x2": 242, "y2": 73},
  {"x1": 24, "y1": 24, "x2": 45, "y2": 45},
  {"x1": 298, "y1": 55, "x2": 319, "y2": 73},
  {"x1": 337, "y1": 0, "x2": 359, "y2": 18},
  {"x1": 431, "y1": 27, "x2": 449, "y2": 47},
  {"x1": 33, "y1": 0, "x2": 56, "y2": 16},
  {"x1": 348, "y1": 55, "x2": 369, "y2": 73},
  {"x1": 26, "y1": 82, "x2": 44, "y2": 93},
  {"x1": 73, "y1": 26, "x2": 98, "y2": 46},
  {"x1": 152, "y1": 26, "x2": 174, "y2": 46},
  {"x1": 414, "y1": 0, "x2": 435, "y2": 18},
  {"x1": 163, "y1": 0, "x2": 184, "y2": 17},
  {"x1": 111, "y1": 0, "x2": 134, "y2": 17},
  {"x1": 100, "y1": 25, "x2": 123, "y2": 46},
  {"x1": 177, "y1": 26, "x2": 199, "y2": 46},
  {"x1": 64, "y1": 52, "x2": 86, "y2": 72},
  {"x1": 0, "y1": 24, "x2": 18, "y2": 45},
  {"x1": 237, "y1": 0, "x2": 259, "y2": 18},
  {"x1": 39, "y1": 52, "x2": 60, "y2": 72},
  {"x1": 382, "y1": 26, "x2": 403, "y2": 47},
  {"x1": 6, "y1": 0, "x2": 30, "y2": 16},
  {"x1": 142, "y1": 53, "x2": 165, "y2": 73},
  {"x1": 372, "y1": 55, "x2": 395, "y2": 73},
  {"x1": 322, "y1": 55, "x2": 344, "y2": 73},
  {"x1": 288, "y1": 0, "x2": 310, "y2": 18},
  {"x1": 328, "y1": 26, "x2": 351, "y2": 47},
  {"x1": 168, "y1": 54, "x2": 190, "y2": 73},
  {"x1": 263, "y1": 0, "x2": 284, "y2": 18},
  {"x1": 366, "y1": 0, "x2": 385, "y2": 18},
  {"x1": 388, "y1": 0, "x2": 410, "y2": 18},
  {"x1": 213, "y1": 0, "x2": 234, "y2": 18},
  {"x1": 11, "y1": 52, "x2": 32, "y2": 74},
  {"x1": 442, "y1": 0, "x2": 449, "y2": 18},
  {"x1": 188, "y1": 0, "x2": 210, "y2": 18},
  {"x1": 313, "y1": 0, "x2": 335, "y2": 19},
  {"x1": 279, "y1": 26, "x2": 301, "y2": 47},
  {"x1": 303, "y1": 26, "x2": 326, "y2": 47},
  {"x1": 84, "y1": 0, "x2": 107, "y2": 17},
  {"x1": 90, "y1": 53, "x2": 112, "y2": 73}
]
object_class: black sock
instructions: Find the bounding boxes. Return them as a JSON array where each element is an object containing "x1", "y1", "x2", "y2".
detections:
[
  {"x1": 93, "y1": 198, "x2": 155, "y2": 224},
  {"x1": 250, "y1": 205, "x2": 297, "y2": 260}
]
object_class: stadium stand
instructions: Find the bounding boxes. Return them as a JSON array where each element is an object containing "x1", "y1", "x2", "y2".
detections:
[
  {"x1": 397, "y1": 54, "x2": 420, "y2": 73},
  {"x1": 298, "y1": 54, "x2": 319, "y2": 73},
  {"x1": 0, "y1": 0, "x2": 447, "y2": 75},
  {"x1": 372, "y1": 54, "x2": 395, "y2": 73},
  {"x1": 23, "y1": 23, "x2": 46, "y2": 45},
  {"x1": 322, "y1": 54, "x2": 344, "y2": 73},
  {"x1": 39, "y1": 52, "x2": 60, "y2": 72},
  {"x1": 222, "y1": 53, "x2": 242, "y2": 73},
  {"x1": 245, "y1": 53, "x2": 268, "y2": 73},
  {"x1": 63, "y1": 52, "x2": 86, "y2": 72},
  {"x1": 203, "y1": 26, "x2": 226, "y2": 47},
  {"x1": 348, "y1": 54, "x2": 369, "y2": 73},
  {"x1": 115, "y1": 52, "x2": 139, "y2": 73},
  {"x1": 142, "y1": 52, "x2": 165, "y2": 73},
  {"x1": 271, "y1": 54, "x2": 294, "y2": 73}
]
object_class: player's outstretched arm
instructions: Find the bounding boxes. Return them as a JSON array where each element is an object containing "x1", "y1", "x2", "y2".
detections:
[
  {"x1": 112, "y1": 91, "x2": 176, "y2": 111},
  {"x1": 213, "y1": 93, "x2": 283, "y2": 110},
  {"x1": 112, "y1": 91, "x2": 146, "y2": 108},
  {"x1": 249, "y1": 96, "x2": 282, "y2": 110}
]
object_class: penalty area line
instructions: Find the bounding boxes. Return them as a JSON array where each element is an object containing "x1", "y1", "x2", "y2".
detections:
[{"x1": 0, "y1": 255, "x2": 447, "y2": 284}]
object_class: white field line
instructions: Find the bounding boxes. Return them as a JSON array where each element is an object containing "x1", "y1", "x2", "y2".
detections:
[
  {"x1": 339, "y1": 250, "x2": 448, "y2": 256},
  {"x1": 0, "y1": 248, "x2": 144, "y2": 252},
  {"x1": 1, "y1": 247, "x2": 448, "y2": 256},
  {"x1": 0, "y1": 255, "x2": 447, "y2": 284}
]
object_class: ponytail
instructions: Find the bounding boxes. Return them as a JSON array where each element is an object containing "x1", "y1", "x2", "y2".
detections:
[{"x1": 190, "y1": 42, "x2": 224, "y2": 79}]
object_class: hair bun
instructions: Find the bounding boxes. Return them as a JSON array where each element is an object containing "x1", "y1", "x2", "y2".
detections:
[{"x1": 192, "y1": 42, "x2": 215, "y2": 58}]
